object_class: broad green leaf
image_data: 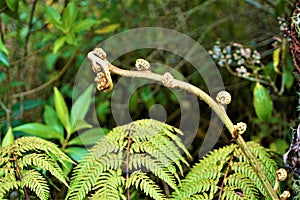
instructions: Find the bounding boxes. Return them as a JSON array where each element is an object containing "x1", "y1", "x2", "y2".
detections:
[
  {"x1": 45, "y1": 5, "x2": 62, "y2": 26},
  {"x1": 253, "y1": 82, "x2": 273, "y2": 122},
  {"x1": 2, "y1": 127, "x2": 14, "y2": 147},
  {"x1": 53, "y1": 36, "x2": 66, "y2": 53},
  {"x1": 0, "y1": 39, "x2": 9, "y2": 55},
  {"x1": 0, "y1": 51, "x2": 10, "y2": 67},
  {"x1": 62, "y1": 2, "x2": 77, "y2": 29},
  {"x1": 13, "y1": 123, "x2": 64, "y2": 142},
  {"x1": 94, "y1": 23, "x2": 120, "y2": 34},
  {"x1": 46, "y1": 53, "x2": 59, "y2": 70},
  {"x1": 65, "y1": 147, "x2": 88, "y2": 162},
  {"x1": 272, "y1": 48, "x2": 281, "y2": 74},
  {"x1": 68, "y1": 128, "x2": 108, "y2": 146},
  {"x1": 283, "y1": 68, "x2": 294, "y2": 90},
  {"x1": 44, "y1": 105, "x2": 64, "y2": 137},
  {"x1": 54, "y1": 87, "x2": 71, "y2": 134},
  {"x1": 70, "y1": 84, "x2": 93, "y2": 127},
  {"x1": 71, "y1": 19, "x2": 97, "y2": 33},
  {"x1": 5, "y1": 0, "x2": 18, "y2": 12},
  {"x1": 70, "y1": 119, "x2": 92, "y2": 133}
]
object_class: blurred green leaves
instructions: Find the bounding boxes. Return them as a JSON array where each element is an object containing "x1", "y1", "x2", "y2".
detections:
[{"x1": 12, "y1": 85, "x2": 106, "y2": 163}]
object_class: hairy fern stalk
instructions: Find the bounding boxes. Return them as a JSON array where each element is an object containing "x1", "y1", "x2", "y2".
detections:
[
  {"x1": 0, "y1": 136, "x2": 74, "y2": 200},
  {"x1": 66, "y1": 119, "x2": 279, "y2": 200}
]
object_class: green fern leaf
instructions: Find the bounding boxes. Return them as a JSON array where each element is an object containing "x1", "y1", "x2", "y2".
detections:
[{"x1": 21, "y1": 170, "x2": 50, "y2": 200}]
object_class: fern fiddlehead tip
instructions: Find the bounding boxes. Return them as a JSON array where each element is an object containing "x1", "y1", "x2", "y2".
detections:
[
  {"x1": 216, "y1": 91, "x2": 231, "y2": 105},
  {"x1": 162, "y1": 72, "x2": 174, "y2": 88},
  {"x1": 135, "y1": 58, "x2": 151, "y2": 71},
  {"x1": 279, "y1": 191, "x2": 290, "y2": 200}
]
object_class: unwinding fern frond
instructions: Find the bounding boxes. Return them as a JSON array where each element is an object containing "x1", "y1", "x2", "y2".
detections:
[
  {"x1": 66, "y1": 119, "x2": 190, "y2": 200},
  {"x1": 0, "y1": 136, "x2": 74, "y2": 199},
  {"x1": 173, "y1": 141, "x2": 279, "y2": 199}
]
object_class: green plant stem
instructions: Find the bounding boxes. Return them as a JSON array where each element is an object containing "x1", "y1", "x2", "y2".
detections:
[{"x1": 87, "y1": 52, "x2": 279, "y2": 199}]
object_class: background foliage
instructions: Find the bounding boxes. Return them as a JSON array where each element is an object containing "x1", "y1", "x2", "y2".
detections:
[{"x1": 0, "y1": 0, "x2": 298, "y2": 199}]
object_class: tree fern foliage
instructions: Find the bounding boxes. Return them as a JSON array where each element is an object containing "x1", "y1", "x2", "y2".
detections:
[
  {"x1": 66, "y1": 119, "x2": 192, "y2": 200},
  {"x1": 0, "y1": 136, "x2": 74, "y2": 200},
  {"x1": 173, "y1": 141, "x2": 279, "y2": 200}
]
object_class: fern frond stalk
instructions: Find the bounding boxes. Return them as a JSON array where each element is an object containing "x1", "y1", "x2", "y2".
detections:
[{"x1": 88, "y1": 50, "x2": 279, "y2": 200}]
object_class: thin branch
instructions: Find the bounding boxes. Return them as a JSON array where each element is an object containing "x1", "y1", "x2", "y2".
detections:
[
  {"x1": 87, "y1": 51, "x2": 280, "y2": 200},
  {"x1": 24, "y1": 0, "x2": 38, "y2": 57},
  {"x1": 13, "y1": 50, "x2": 79, "y2": 98},
  {"x1": 218, "y1": 157, "x2": 232, "y2": 200},
  {"x1": 12, "y1": 150, "x2": 30, "y2": 200},
  {"x1": 125, "y1": 128, "x2": 132, "y2": 200}
]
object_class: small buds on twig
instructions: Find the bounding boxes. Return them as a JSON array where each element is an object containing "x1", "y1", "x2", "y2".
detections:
[
  {"x1": 135, "y1": 58, "x2": 150, "y2": 71},
  {"x1": 162, "y1": 72, "x2": 174, "y2": 88},
  {"x1": 216, "y1": 91, "x2": 231, "y2": 105}
]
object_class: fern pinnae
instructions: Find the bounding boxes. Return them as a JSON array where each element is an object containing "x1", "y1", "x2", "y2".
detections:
[
  {"x1": 224, "y1": 173, "x2": 258, "y2": 199},
  {"x1": 130, "y1": 141, "x2": 181, "y2": 182},
  {"x1": 126, "y1": 171, "x2": 168, "y2": 200},
  {"x1": 0, "y1": 174, "x2": 20, "y2": 199},
  {"x1": 91, "y1": 169, "x2": 125, "y2": 200},
  {"x1": 232, "y1": 162, "x2": 267, "y2": 197},
  {"x1": 18, "y1": 153, "x2": 68, "y2": 186},
  {"x1": 21, "y1": 170, "x2": 50, "y2": 200},
  {"x1": 129, "y1": 153, "x2": 179, "y2": 193}
]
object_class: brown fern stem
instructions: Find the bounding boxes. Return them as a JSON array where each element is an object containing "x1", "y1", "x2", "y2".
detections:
[
  {"x1": 12, "y1": 150, "x2": 30, "y2": 200},
  {"x1": 218, "y1": 157, "x2": 232, "y2": 200},
  {"x1": 126, "y1": 129, "x2": 132, "y2": 200}
]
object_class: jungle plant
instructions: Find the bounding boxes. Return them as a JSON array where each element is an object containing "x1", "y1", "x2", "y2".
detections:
[
  {"x1": 13, "y1": 86, "x2": 108, "y2": 164},
  {"x1": 0, "y1": 136, "x2": 74, "y2": 200},
  {"x1": 66, "y1": 118, "x2": 286, "y2": 200}
]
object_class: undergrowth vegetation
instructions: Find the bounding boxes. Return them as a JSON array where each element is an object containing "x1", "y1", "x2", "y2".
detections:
[{"x1": 0, "y1": 0, "x2": 299, "y2": 199}]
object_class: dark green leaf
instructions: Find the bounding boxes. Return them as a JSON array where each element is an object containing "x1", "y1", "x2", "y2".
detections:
[
  {"x1": 13, "y1": 123, "x2": 64, "y2": 142},
  {"x1": 65, "y1": 147, "x2": 88, "y2": 162},
  {"x1": 68, "y1": 128, "x2": 108, "y2": 146},
  {"x1": 5, "y1": 0, "x2": 18, "y2": 12},
  {"x1": 2, "y1": 127, "x2": 14, "y2": 147},
  {"x1": 0, "y1": 51, "x2": 10, "y2": 67},
  {"x1": 54, "y1": 87, "x2": 71, "y2": 134},
  {"x1": 62, "y1": 2, "x2": 78, "y2": 30},
  {"x1": 71, "y1": 19, "x2": 97, "y2": 33},
  {"x1": 70, "y1": 84, "x2": 93, "y2": 127},
  {"x1": 44, "y1": 105, "x2": 64, "y2": 137},
  {"x1": 253, "y1": 82, "x2": 273, "y2": 122}
]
